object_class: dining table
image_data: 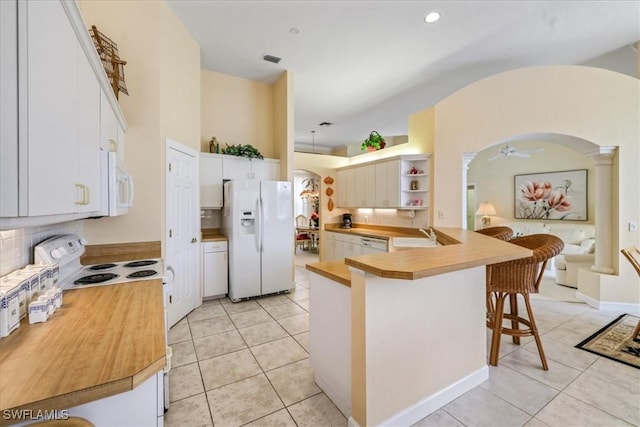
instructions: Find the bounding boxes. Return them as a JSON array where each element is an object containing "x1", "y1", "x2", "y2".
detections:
[{"x1": 296, "y1": 225, "x2": 320, "y2": 253}]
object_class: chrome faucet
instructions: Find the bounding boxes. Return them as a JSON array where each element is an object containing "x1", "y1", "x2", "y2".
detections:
[{"x1": 419, "y1": 228, "x2": 437, "y2": 243}]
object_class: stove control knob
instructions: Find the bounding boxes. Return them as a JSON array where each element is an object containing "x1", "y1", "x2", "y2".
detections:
[
  {"x1": 50, "y1": 249, "x2": 63, "y2": 259},
  {"x1": 79, "y1": 238, "x2": 88, "y2": 246}
]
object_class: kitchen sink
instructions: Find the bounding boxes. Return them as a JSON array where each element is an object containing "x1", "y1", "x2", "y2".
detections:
[{"x1": 392, "y1": 237, "x2": 440, "y2": 248}]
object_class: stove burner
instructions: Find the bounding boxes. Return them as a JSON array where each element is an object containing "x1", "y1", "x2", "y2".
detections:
[
  {"x1": 123, "y1": 260, "x2": 158, "y2": 268},
  {"x1": 74, "y1": 273, "x2": 119, "y2": 285},
  {"x1": 88, "y1": 263, "x2": 117, "y2": 271},
  {"x1": 126, "y1": 270, "x2": 158, "y2": 279}
]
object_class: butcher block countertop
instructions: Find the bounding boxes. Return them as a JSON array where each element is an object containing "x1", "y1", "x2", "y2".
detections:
[
  {"x1": 307, "y1": 227, "x2": 532, "y2": 285},
  {"x1": 201, "y1": 228, "x2": 228, "y2": 242},
  {"x1": 324, "y1": 223, "x2": 424, "y2": 240},
  {"x1": 0, "y1": 280, "x2": 165, "y2": 422}
]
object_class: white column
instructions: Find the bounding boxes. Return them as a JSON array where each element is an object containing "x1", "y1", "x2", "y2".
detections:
[
  {"x1": 461, "y1": 153, "x2": 477, "y2": 229},
  {"x1": 585, "y1": 146, "x2": 617, "y2": 274}
]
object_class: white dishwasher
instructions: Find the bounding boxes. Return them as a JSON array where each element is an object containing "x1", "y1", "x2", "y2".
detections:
[
  {"x1": 202, "y1": 241, "x2": 228, "y2": 299},
  {"x1": 361, "y1": 237, "x2": 388, "y2": 254}
]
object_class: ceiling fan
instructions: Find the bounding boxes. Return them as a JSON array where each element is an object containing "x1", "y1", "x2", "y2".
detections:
[{"x1": 488, "y1": 145, "x2": 544, "y2": 161}]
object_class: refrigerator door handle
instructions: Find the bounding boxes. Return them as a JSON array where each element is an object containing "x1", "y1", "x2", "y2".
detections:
[
  {"x1": 255, "y1": 198, "x2": 261, "y2": 252},
  {"x1": 259, "y1": 196, "x2": 265, "y2": 253}
]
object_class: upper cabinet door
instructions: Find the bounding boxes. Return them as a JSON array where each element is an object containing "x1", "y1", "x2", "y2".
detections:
[
  {"x1": 23, "y1": 0, "x2": 79, "y2": 216},
  {"x1": 76, "y1": 42, "x2": 101, "y2": 213},
  {"x1": 251, "y1": 159, "x2": 279, "y2": 181},
  {"x1": 222, "y1": 156, "x2": 252, "y2": 181},
  {"x1": 0, "y1": 0, "x2": 19, "y2": 217},
  {"x1": 200, "y1": 154, "x2": 223, "y2": 208}
]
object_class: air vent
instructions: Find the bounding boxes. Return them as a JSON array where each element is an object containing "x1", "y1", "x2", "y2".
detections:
[
  {"x1": 318, "y1": 122, "x2": 333, "y2": 127},
  {"x1": 263, "y1": 54, "x2": 281, "y2": 64}
]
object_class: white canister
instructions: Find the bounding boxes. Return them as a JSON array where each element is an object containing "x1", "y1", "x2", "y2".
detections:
[
  {"x1": 45, "y1": 264, "x2": 59, "y2": 290},
  {"x1": 22, "y1": 265, "x2": 49, "y2": 296},
  {"x1": 0, "y1": 284, "x2": 21, "y2": 337},
  {"x1": 38, "y1": 294, "x2": 55, "y2": 316},
  {"x1": 7, "y1": 270, "x2": 37, "y2": 313},
  {"x1": 28, "y1": 301, "x2": 48, "y2": 324},
  {"x1": 1, "y1": 276, "x2": 26, "y2": 321},
  {"x1": 50, "y1": 287, "x2": 62, "y2": 309}
]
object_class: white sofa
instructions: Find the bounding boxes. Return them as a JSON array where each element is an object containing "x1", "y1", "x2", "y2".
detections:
[{"x1": 498, "y1": 222, "x2": 595, "y2": 288}]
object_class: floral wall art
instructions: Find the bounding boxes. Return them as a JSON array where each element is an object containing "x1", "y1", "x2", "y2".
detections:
[{"x1": 514, "y1": 169, "x2": 587, "y2": 221}]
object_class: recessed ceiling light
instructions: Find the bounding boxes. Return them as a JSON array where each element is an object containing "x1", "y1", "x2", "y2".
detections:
[
  {"x1": 424, "y1": 12, "x2": 440, "y2": 23},
  {"x1": 289, "y1": 27, "x2": 300, "y2": 35}
]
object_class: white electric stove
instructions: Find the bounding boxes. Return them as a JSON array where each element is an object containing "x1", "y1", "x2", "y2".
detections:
[{"x1": 34, "y1": 234, "x2": 164, "y2": 290}]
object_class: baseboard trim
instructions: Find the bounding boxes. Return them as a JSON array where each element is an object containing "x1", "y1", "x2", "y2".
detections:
[
  {"x1": 314, "y1": 374, "x2": 351, "y2": 419},
  {"x1": 376, "y1": 366, "x2": 489, "y2": 426},
  {"x1": 576, "y1": 292, "x2": 640, "y2": 315}
]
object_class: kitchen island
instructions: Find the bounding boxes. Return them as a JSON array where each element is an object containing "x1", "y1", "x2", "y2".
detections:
[
  {"x1": 306, "y1": 228, "x2": 532, "y2": 426},
  {"x1": 0, "y1": 280, "x2": 166, "y2": 426}
]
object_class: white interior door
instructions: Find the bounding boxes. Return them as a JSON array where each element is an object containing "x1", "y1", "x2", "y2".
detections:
[{"x1": 166, "y1": 139, "x2": 200, "y2": 327}]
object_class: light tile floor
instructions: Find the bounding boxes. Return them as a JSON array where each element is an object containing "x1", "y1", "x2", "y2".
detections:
[{"x1": 166, "y1": 265, "x2": 640, "y2": 427}]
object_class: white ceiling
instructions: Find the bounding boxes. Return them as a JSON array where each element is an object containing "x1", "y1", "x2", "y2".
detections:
[{"x1": 167, "y1": 0, "x2": 640, "y2": 152}]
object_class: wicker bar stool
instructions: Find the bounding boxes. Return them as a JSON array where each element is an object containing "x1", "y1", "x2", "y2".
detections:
[
  {"x1": 486, "y1": 234, "x2": 564, "y2": 370},
  {"x1": 475, "y1": 226, "x2": 514, "y2": 241},
  {"x1": 477, "y1": 226, "x2": 514, "y2": 319}
]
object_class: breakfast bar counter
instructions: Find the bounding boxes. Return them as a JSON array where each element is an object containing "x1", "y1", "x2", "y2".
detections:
[
  {"x1": 306, "y1": 228, "x2": 532, "y2": 426},
  {"x1": 0, "y1": 280, "x2": 165, "y2": 425}
]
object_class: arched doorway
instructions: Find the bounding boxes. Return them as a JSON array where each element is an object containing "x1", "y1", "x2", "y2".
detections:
[{"x1": 294, "y1": 169, "x2": 321, "y2": 265}]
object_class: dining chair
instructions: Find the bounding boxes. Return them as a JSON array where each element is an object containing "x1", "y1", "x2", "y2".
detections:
[
  {"x1": 486, "y1": 234, "x2": 564, "y2": 369},
  {"x1": 621, "y1": 246, "x2": 640, "y2": 340},
  {"x1": 295, "y1": 215, "x2": 311, "y2": 252}
]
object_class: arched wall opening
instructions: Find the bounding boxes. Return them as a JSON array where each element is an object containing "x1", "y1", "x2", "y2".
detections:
[{"x1": 433, "y1": 65, "x2": 639, "y2": 310}]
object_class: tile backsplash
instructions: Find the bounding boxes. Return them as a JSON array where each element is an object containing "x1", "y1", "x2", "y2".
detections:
[
  {"x1": 201, "y1": 209, "x2": 221, "y2": 229},
  {"x1": 0, "y1": 221, "x2": 83, "y2": 276}
]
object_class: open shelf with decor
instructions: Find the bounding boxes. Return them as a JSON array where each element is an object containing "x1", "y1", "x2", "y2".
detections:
[{"x1": 399, "y1": 155, "x2": 430, "y2": 209}]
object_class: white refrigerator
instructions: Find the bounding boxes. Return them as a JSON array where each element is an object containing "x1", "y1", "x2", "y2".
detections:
[{"x1": 222, "y1": 180, "x2": 294, "y2": 301}]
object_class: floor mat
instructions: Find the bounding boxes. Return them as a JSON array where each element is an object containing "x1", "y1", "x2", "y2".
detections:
[{"x1": 576, "y1": 313, "x2": 640, "y2": 369}]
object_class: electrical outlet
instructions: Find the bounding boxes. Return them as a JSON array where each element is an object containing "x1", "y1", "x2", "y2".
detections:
[
  {"x1": 630, "y1": 222, "x2": 638, "y2": 232},
  {"x1": 438, "y1": 210, "x2": 445, "y2": 220}
]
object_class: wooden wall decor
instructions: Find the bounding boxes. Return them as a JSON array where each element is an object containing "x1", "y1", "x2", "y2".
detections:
[{"x1": 89, "y1": 25, "x2": 128, "y2": 99}]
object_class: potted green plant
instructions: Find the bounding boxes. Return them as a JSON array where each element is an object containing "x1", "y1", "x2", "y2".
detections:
[
  {"x1": 361, "y1": 131, "x2": 386, "y2": 152},
  {"x1": 221, "y1": 143, "x2": 264, "y2": 159}
]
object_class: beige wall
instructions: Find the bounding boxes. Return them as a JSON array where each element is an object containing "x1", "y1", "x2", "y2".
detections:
[
  {"x1": 273, "y1": 71, "x2": 295, "y2": 181},
  {"x1": 200, "y1": 70, "x2": 274, "y2": 157},
  {"x1": 468, "y1": 140, "x2": 595, "y2": 226},
  {"x1": 434, "y1": 65, "x2": 639, "y2": 305},
  {"x1": 79, "y1": 0, "x2": 200, "y2": 247}
]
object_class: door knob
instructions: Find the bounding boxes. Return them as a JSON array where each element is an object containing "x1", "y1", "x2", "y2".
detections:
[{"x1": 191, "y1": 237, "x2": 197, "y2": 243}]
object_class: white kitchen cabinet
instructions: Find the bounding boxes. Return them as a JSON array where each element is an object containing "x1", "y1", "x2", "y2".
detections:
[
  {"x1": 100, "y1": 90, "x2": 126, "y2": 163},
  {"x1": 200, "y1": 154, "x2": 223, "y2": 208},
  {"x1": 343, "y1": 234, "x2": 363, "y2": 259},
  {"x1": 202, "y1": 241, "x2": 228, "y2": 298},
  {"x1": 335, "y1": 169, "x2": 348, "y2": 208},
  {"x1": 1, "y1": 0, "x2": 127, "y2": 225},
  {"x1": 325, "y1": 232, "x2": 342, "y2": 261},
  {"x1": 336, "y1": 154, "x2": 429, "y2": 210},
  {"x1": 0, "y1": 0, "x2": 19, "y2": 217},
  {"x1": 68, "y1": 370, "x2": 163, "y2": 426},
  {"x1": 22, "y1": 0, "x2": 80, "y2": 216},
  {"x1": 222, "y1": 156, "x2": 279, "y2": 181},
  {"x1": 76, "y1": 43, "x2": 102, "y2": 213},
  {"x1": 375, "y1": 160, "x2": 400, "y2": 208},
  {"x1": 354, "y1": 164, "x2": 376, "y2": 207},
  {"x1": 251, "y1": 158, "x2": 280, "y2": 181}
]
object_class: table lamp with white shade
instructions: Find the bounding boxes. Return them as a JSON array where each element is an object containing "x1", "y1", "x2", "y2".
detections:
[{"x1": 476, "y1": 202, "x2": 497, "y2": 228}]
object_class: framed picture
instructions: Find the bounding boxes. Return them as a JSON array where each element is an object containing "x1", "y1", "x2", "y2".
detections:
[{"x1": 514, "y1": 169, "x2": 587, "y2": 221}]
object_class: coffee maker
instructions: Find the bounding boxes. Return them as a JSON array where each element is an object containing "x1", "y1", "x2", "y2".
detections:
[{"x1": 341, "y1": 213, "x2": 352, "y2": 229}]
